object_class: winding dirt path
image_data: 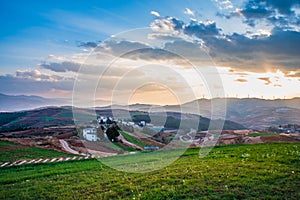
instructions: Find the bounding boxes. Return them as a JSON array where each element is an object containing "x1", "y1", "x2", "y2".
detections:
[
  {"x1": 59, "y1": 139, "x2": 81, "y2": 154},
  {"x1": 118, "y1": 134, "x2": 144, "y2": 151}
]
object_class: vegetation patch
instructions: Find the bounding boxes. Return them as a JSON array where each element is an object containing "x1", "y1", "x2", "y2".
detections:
[
  {"x1": 39, "y1": 117, "x2": 55, "y2": 122},
  {"x1": 0, "y1": 143, "x2": 299, "y2": 199},
  {"x1": 0, "y1": 140, "x2": 19, "y2": 147},
  {"x1": 249, "y1": 132, "x2": 278, "y2": 137},
  {"x1": 120, "y1": 131, "x2": 147, "y2": 148},
  {"x1": 0, "y1": 146, "x2": 74, "y2": 162}
]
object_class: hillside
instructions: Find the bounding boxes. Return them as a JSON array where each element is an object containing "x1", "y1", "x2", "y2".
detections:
[
  {"x1": 1, "y1": 92, "x2": 300, "y2": 129},
  {"x1": 0, "y1": 107, "x2": 75, "y2": 132},
  {"x1": 0, "y1": 143, "x2": 299, "y2": 199},
  {"x1": 0, "y1": 107, "x2": 245, "y2": 133},
  {"x1": 162, "y1": 98, "x2": 300, "y2": 129},
  {"x1": 103, "y1": 98, "x2": 300, "y2": 129}
]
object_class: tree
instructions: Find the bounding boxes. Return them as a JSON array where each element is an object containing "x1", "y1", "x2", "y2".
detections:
[
  {"x1": 106, "y1": 125, "x2": 120, "y2": 142},
  {"x1": 106, "y1": 117, "x2": 113, "y2": 125}
]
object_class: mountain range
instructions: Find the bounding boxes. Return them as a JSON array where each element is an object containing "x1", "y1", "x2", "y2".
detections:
[
  {"x1": 0, "y1": 107, "x2": 245, "y2": 133},
  {"x1": 163, "y1": 98, "x2": 300, "y2": 129},
  {"x1": 104, "y1": 98, "x2": 300, "y2": 129},
  {"x1": 0, "y1": 93, "x2": 69, "y2": 112}
]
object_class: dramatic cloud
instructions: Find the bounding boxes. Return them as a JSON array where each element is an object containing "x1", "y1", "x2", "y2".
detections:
[
  {"x1": 286, "y1": 71, "x2": 300, "y2": 78},
  {"x1": 5, "y1": 9, "x2": 299, "y2": 100},
  {"x1": 96, "y1": 40, "x2": 150, "y2": 56},
  {"x1": 39, "y1": 61, "x2": 81, "y2": 73},
  {"x1": 214, "y1": 0, "x2": 234, "y2": 10},
  {"x1": 240, "y1": 5, "x2": 273, "y2": 26},
  {"x1": 148, "y1": 33, "x2": 182, "y2": 41},
  {"x1": 207, "y1": 28, "x2": 299, "y2": 56},
  {"x1": 220, "y1": 0, "x2": 300, "y2": 27},
  {"x1": 146, "y1": 14, "x2": 300, "y2": 77},
  {"x1": 164, "y1": 40, "x2": 211, "y2": 64},
  {"x1": 203, "y1": 28, "x2": 300, "y2": 74},
  {"x1": 241, "y1": 1, "x2": 273, "y2": 19},
  {"x1": 150, "y1": 17, "x2": 184, "y2": 32},
  {"x1": 15, "y1": 70, "x2": 61, "y2": 82},
  {"x1": 150, "y1": 16, "x2": 221, "y2": 39},
  {"x1": 262, "y1": 0, "x2": 300, "y2": 15},
  {"x1": 121, "y1": 48, "x2": 180, "y2": 61},
  {"x1": 87, "y1": 14, "x2": 300, "y2": 78},
  {"x1": 184, "y1": 21, "x2": 221, "y2": 38},
  {"x1": 0, "y1": 71, "x2": 74, "y2": 95},
  {"x1": 77, "y1": 41, "x2": 98, "y2": 48},
  {"x1": 258, "y1": 77, "x2": 271, "y2": 85}
]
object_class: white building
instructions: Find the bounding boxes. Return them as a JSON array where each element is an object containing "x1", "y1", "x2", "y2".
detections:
[
  {"x1": 140, "y1": 121, "x2": 146, "y2": 126},
  {"x1": 83, "y1": 128, "x2": 98, "y2": 141}
]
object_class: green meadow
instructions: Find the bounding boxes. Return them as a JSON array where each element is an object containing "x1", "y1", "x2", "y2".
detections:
[
  {"x1": 0, "y1": 141, "x2": 75, "y2": 162},
  {"x1": 0, "y1": 143, "x2": 299, "y2": 199}
]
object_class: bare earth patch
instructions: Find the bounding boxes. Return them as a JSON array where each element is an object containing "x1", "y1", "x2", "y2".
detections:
[
  {"x1": 260, "y1": 135, "x2": 299, "y2": 143},
  {"x1": 0, "y1": 145, "x2": 29, "y2": 151}
]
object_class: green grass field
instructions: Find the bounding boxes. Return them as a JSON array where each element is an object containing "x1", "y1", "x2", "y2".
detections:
[
  {"x1": 120, "y1": 131, "x2": 148, "y2": 148},
  {"x1": 249, "y1": 132, "x2": 278, "y2": 137},
  {"x1": 39, "y1": 117, "x2": 55, "y2": 122},
  {"x1": 0, "y1": 141, "x2": 19, "y2": 147},
  {"x1": 0, "y1": 143, "x2": 299, "y2": 199},
  {"x1": 0, "y1": 141, "x2": 75, "y2": 162},
  {"x1": 106, "y1": 131, "x2": 148, "y2": 152}
]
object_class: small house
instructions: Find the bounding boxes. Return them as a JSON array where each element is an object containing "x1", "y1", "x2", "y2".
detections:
[{"x1": 83, "y1": 128, "x2": 98, "y2": 141}]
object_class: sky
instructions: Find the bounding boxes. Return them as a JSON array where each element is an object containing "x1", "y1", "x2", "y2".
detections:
[{"x1": 1, "y1": 0, "x2": 300, "y2": 106}]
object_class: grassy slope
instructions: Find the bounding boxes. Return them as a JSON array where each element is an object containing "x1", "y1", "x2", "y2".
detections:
[
  {"x1": 0, "y1": 143, "x2": 299, "y2": 199},
  {"x1": 249, "y1": 132, "x2": 278, "y2": 137},
  {"x1": 108, "y1": 131, "x2": 149, "y2": 152},
  {"x1": 119, "y1": 131, "x2": 148, "y2": 148},
  {"x1": 0, "y1": 141, "x2": 75, "y2": 162},
  {"x1": 0, "y1": 141, "x2": 19, "y2": 147},
  {"x1": 0, "y1": 148, "x2": 76, "y2": 162}
]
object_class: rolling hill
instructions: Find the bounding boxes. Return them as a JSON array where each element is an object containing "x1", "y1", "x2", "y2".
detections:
[
  {"x1": 104, "y1": 98, "x2": 300, "y2": 129},
  {"x1": 0, "y1": 107, "x2": 245, "y2": 133},
  {"x1": 180, "y1": 98, "x2": 300, "y2": 129},
  {"x1": 1, "y1": 92, "x2": 300, "y2": 130}
]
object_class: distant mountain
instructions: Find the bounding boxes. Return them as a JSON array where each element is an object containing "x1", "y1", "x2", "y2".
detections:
[
  {"x1": 224, "y1": 98, "x2": 300, "y2": 129},
  {"x1": 1, "y1": 93, "x2": 299, "y2": 130},
  {"x1": 94, "y1": 98, "x2": 300, "y2": 129},
  {"x1": 0, "y1": 107, "x2": 245, "y2": 133},
  {"x1": 0, "y1": 93, "x2": 70, "y2": 112},
  {"x1": 159, "y1": 98, "x2": 300, "y2": 130}
]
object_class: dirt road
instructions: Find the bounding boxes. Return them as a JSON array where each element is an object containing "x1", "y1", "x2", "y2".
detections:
[
  {"x1": 118, "y1": 134, "x2": 144, "y2": 151},
  {"x1": 59, "y1": 139, "x2": 80, "y2": 154}
]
